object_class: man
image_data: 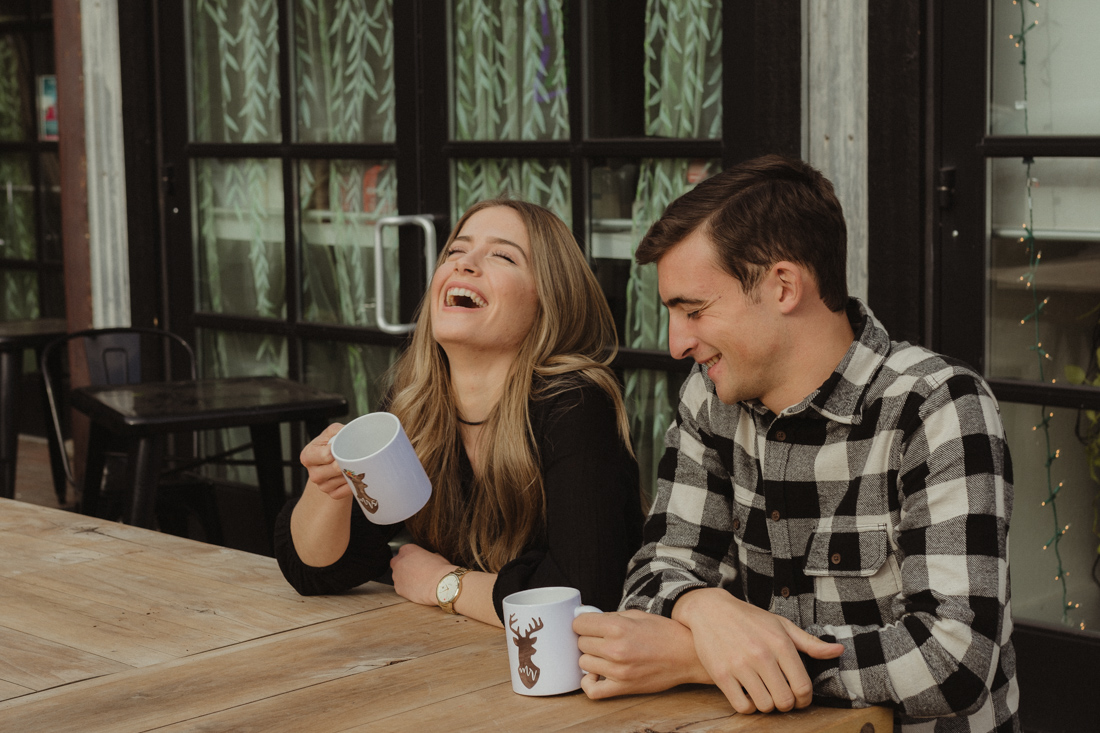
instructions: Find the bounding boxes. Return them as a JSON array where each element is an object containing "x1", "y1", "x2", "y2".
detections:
[{"x1": 575, "y1": 155, "x2": 1019, "y2": 732}]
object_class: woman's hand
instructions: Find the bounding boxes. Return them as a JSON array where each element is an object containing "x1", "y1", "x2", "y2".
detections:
[
  {"x1": 390, "y1": 543, "x2": 455, "y2": 607},
  {"x1": 300, "y1": 422, "x2": 350, "y2": 500}
]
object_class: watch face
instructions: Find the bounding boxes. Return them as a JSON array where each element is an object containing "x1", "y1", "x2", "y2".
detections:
[{"x1": 437, "y1": 574, "x2": 460, "y2": 603}]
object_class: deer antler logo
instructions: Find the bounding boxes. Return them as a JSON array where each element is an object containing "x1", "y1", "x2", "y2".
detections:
[
  {"x1": 342, "y1": 469, "x2": 378, "y2": 513},
  {"x1": 509, "y1": 614, "x2": 543, "y2": 689}
]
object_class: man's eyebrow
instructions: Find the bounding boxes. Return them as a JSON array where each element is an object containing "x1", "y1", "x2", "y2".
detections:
[{"x1": 662, "y1": 295, "x2": 706, "y2": 309}]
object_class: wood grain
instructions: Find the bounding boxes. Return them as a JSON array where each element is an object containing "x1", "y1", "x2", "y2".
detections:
[
  {"x1": 0, "y1": 605, "x2": 497, "y2": 733},
  {"x1": 0, "y1": 499, "x2": 894, "y2": 732},
  {"x1": 0, "y1": 625, "x2": 129, "y2": 694}
]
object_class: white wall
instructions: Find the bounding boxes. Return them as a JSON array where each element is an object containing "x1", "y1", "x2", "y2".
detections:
[{"x1": 802, "y1": 0, "x2": 868, "y2": 303}]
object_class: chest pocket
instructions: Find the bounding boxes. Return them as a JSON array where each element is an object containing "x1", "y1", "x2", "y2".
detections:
[
  {"x1": 804, "y1": 523, "x2": 889, "y2": 577},
  {"x1": 803, "y1": 523, "x2": 902, "y2": 626}
]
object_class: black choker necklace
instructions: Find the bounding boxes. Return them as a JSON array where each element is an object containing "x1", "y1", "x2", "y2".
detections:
[{"x1": 457, "y1": 415, "x2": 486, "y2": 426}]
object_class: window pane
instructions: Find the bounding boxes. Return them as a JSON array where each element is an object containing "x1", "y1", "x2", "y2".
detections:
[
  {"x1": 294, "y1": 0, "x2": 395, "y2": 143},
  {"x1": 590, "y1": 160, "x2": 640, "y2": 343},
  {"x1": 990, "y1": 0, "x2": 1100, "y2": 135},
  {"x1": 0, "y1": 153, "x2": 36, "y2": 261},
  {"x1": 188, "y1": 0, "x2": 282, "y2": 143},
  {"x1": 451, "y1": 158, "x2": 571, "y2": 225},
  {"x1": 618, "y1": 157, "x2": 718, "y2": 499},
  {"x1": 590, "y1": 158, "x2": 718, "y2": 345},
  {"x1": 192, "y1": 158, "x2": 287, "y2": 319},
  {"x1": 987, "y1": 158, "x2": 1100, "y2": 384},
  {"x1": 198, "y1": 328, "x2": 288, "y2": 380},
  {"x1": 623, "y1": 367, "x2": 689, "y2": 502},
  {"x1": 1002, "y1": 402, "x2": 1100, "y2": 632},
  {"x1": 304, "y1": 340, "x2": 397, "y2": 418},
  {"x1": 300, "y1": 159, "x2": 399, "y2": 327},
  {"x1": 588, "y1": 0, "x2": 721, "y2": 140},
  {"x1": 450, "y1": 0, "x2": 569, "y2": 141},
  {"x1": 0, "y1": 35, "x2": 32, "y2": 141},
  {"x1": 0, "y1": 269, "x2": 37, "y2": 320}
]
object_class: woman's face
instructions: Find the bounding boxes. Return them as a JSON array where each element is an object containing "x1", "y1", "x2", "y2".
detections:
[{"x1": 430, "y1": 206, "x2": 540, "y2": 358}]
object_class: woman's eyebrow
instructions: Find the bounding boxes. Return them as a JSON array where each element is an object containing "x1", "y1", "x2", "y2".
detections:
[{"x1": 454, "y1": 234, "x2": 529, "y2": 260}]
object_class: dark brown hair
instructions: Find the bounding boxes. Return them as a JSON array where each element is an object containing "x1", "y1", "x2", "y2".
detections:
[{"x1": 635, "y1": 154, "x2": 849, "y2": 311}]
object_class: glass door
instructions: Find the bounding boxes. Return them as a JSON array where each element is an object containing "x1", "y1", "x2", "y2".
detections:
[
  {"x1": 937, "y1": 0, "x2": 1100, "y2": 634},
  {"x1": 160, "y1": 1, "x2": 417, "y2": 418}
]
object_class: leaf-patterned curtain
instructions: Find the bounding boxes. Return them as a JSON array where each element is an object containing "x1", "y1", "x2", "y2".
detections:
[
  {"x1": 191, "y1": 0, "x2": 286, "y2": 380},
  {"x1": 295, "y1": 0, "x2": 398, "y2": 416},
  {"x1": 451, "y1": 0, "x2": 571, "y2": 223},
  {"x1": 625, "y1": 0, "x2": 722, "y2": 498}
]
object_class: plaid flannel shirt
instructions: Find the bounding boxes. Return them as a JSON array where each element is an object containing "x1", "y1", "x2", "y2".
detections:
[{"x1": 621, "y1": 300, "x2": 1019, "y2": 733}]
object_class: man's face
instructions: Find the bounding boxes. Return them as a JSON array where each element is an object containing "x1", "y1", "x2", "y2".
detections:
[{"x1": 656, "y1": 229, "x2": 782, "y2": 406}]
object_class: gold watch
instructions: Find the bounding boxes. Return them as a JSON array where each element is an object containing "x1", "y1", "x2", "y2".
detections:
[{"x1": 435, "y1": 567, "x2": 470, "y2": 614}]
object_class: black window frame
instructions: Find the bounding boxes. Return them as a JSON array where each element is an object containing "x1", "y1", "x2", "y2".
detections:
[
  {"x1": 151, "y1": 0, "x2": 804, "y2": 379},
  {"x1": 0, "y1": 5, "x2": 63, "y2": 322}
]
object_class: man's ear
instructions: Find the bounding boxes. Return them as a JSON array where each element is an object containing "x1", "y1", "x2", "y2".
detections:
[{"x1": 770, "y1": 261, "x2": 803, "y2": 314}]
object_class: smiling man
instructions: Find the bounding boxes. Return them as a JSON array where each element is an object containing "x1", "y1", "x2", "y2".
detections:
[{"x1": 574, "y1": 155, "x2": 1020, "y2": 733}]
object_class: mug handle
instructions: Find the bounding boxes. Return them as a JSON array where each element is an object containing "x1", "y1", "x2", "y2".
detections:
[{"x1": 574, "y1": 605, "x2": 603, "y2": 675}]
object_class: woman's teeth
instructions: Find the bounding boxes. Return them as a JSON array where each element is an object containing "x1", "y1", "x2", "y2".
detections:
[{"x1": 446, "y1": 287, "x2": 488, "y2": 308}]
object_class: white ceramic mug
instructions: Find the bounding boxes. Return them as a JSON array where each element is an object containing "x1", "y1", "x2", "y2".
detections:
[
  {"x1": 328, "y1": 412, "x2": 431, "y2": 525},
  {"x1": 501, "y1": 586, "x2": 602, "y2": 696}
]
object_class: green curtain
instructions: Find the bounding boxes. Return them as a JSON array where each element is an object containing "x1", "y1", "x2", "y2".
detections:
[
  {"x1": 624, "y1": 0, "x2": 722, "y2": 498},
  {"x1": 293, "y1": 0, "x2": 398, "y2": 416},
  {"x1": 451, "y1": 0, "x2": 571, "y2": 223}
]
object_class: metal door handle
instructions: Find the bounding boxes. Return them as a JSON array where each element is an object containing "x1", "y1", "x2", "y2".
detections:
[{"x1": 374, "y1": 215, "x2": 438, "y2": 334}]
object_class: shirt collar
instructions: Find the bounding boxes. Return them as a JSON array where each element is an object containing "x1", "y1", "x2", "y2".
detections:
[{"x1": 745, "y1": 298, "x2": 890, "y2": 425}]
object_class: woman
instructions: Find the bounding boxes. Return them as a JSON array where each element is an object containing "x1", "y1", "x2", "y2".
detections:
[{"x1": 274, "y1": 199, "x2": 643, "y2": 627}]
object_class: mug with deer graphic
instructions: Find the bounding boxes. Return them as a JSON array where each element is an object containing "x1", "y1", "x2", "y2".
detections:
[
  {"x1": 502, "y1": 586, "x2": 602, "y2": 696},
  {"x1": 329, "y1": 412, "x2": 432, "y2": 525}
]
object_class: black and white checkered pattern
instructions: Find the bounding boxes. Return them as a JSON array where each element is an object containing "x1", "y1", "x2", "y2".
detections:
[{"x1": 621, "y1": 300, "x2": 1019, "y2": 733}]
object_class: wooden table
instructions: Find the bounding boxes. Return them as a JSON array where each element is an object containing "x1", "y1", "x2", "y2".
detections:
[
  {"x1": 0, "y1": 318, "x2": 68, "y2": 502},
  {"x1": 69, "y1": 376, "x2": 347, "y2": 548},
  {"x1": 0, "y1": 500, "x2": 895, "y2": 732}
]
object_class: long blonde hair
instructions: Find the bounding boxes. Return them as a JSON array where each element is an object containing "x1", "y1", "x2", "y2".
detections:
[{"x1": 388, "y1": 199, "x2": 632, "y2": 572}]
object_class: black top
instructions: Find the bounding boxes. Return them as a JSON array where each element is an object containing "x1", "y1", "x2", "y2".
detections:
[{"x1": 273, "y1": 379, "x2": 644, "y2": 619}]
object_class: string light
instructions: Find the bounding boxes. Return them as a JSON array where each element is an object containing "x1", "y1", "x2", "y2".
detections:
[{"x1": 1009, "y1": 0, "x2": 1072, "y2": 624}]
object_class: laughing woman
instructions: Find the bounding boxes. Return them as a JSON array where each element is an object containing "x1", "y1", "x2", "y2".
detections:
[{"x1": 274, "y1": 199, "x2": 644, "y2": 626}]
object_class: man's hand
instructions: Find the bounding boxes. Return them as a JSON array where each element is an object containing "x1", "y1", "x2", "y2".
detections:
[
  {"x1": 673, "y1": 588, "x2": 844, "y2": 714},
  {"x1": 574, "y1": 610, "x2": 711, "y2": 699},
  {"x1": 390, "y1": 543, "x2": 454, "y2": 607}
]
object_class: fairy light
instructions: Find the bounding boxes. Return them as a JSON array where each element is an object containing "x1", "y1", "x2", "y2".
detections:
[{"x1": 1009, "y1": 0, "x2": 1072, "y2": 623}]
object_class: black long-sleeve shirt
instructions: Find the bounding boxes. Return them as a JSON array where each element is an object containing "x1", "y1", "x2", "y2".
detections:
[{"x1": 274, "y1": 379, "x2": 643, "y2": 619}]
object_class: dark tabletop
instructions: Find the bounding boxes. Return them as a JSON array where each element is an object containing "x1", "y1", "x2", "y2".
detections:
[
  {"x1": 69, "y1": 376, "x2": 349, "y2": 434},
  {"x1": 0, "y1": 318, "x2": 68, "y2": 349}
]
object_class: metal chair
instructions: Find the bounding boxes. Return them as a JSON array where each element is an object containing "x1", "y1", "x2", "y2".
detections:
[{"x1": 39, "y1": 327, "x2": 225, "y2": 539}]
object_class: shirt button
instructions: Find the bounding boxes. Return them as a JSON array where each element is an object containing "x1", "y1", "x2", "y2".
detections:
[
  {"x1": 831, "y1": 552, "x2": 842, "y2": 565},
  {"x1": 775, "y1": 430, "x2": 787, "y2": 441},
  {"x1": 780, "y1": 587, "x2": 790, "y2": 598},
  {"x1": 732, "y1": 518, "x2": 741, "y2": 530},
  {"x1": 770, "y1": 510, "x2": 781, "y2": 522}
]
